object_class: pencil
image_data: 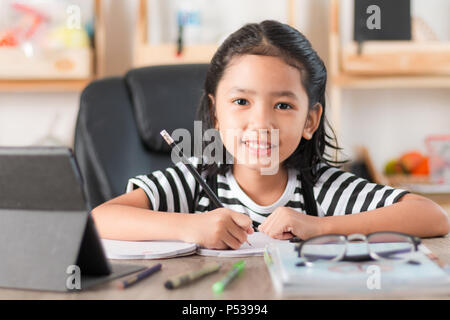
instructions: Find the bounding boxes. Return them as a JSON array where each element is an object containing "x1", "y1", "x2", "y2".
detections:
[
  {"x1": 116, "y1": 263, "x2": 162, "y2": 289},
  {"x1": 160, "y1": 130, "x2": 252, "y2": 247},
  {"x1": 160, "y1": 130, "x2": 222, "y2": 208}
]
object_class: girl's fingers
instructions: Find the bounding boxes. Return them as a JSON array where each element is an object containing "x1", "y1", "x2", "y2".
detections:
[
  {"x1": 223, "y1": 230, "x2": 243, "y2": 250},
  {"x1": 230, "y1": 211, "x2": 253, "y2": 232},
  {"x1": 260, "y1": 214, "x2": 277, "y2": 234},
  {"x1": 258, "y1": 213, "x2": 273, "y2": 230},
  {"x1": 261, "y1": 216, "x2": 292, "y2": 239},
  {"x1": 227, "y1": 220, "x2": 249, "y2": 245},
  {"x1": 215, "y1": 240, "x2": 228, "y2": 250},
  {"x1": 272, "y1": 232, "x2": 295, "y2": 240}
]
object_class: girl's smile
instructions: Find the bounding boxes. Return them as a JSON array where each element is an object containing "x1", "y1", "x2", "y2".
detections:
[{"x1": 242, "y1": 137, "x2": 275, "y2": 157}]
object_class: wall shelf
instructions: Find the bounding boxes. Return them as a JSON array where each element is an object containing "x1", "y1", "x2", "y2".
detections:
[
  {"x1": 133, "y1": 0, "x2": 297, "y2": 67},
  {"x1": 134, "y1": 43, "x2": 218, "y2": 67},
  {"x1": 341, "y1": 41, "x2": 450, "y2": 76},
  {"x1": 328, "y1": 0, "x2": 450, "y2": 135},
  {"x1": 0, "y1": 0, "x2": 105, "y2": 92},
  {"x1": 332, "y1": 74, "x2": 450, "y2": 89},
  {"x1": 0, "y1": 79, "x2": 93, "y2": 92}
]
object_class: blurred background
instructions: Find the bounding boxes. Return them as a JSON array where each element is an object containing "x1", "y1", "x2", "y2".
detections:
[{"x1": 0, "y1": 0, "x2": 449, "y2": 204}]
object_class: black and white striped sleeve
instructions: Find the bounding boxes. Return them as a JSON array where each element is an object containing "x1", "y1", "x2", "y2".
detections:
[
  {"x1": 125, "y1": 157, "x2": 201, "y2": 213},
  {"x1": 314, "y1": 166, "x2": 410, "y2": 217}
]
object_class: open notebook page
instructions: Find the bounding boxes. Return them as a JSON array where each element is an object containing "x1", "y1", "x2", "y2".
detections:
[
  {"x1": 101, "y1": 239, "x2": 197, "y2": 259},
  {"x1": 101, "y1": 232, "x2": 287, "y2": 259},
  {"x1": 197, "y1": 232, "x2": 287, "y2": 257}
]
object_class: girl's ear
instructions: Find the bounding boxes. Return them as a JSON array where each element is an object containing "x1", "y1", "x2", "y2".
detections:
[
  {"x1": 208, "y1": 94, "x2": 218, "y2": 129},
  {"x1": 302, "y1": 103, "x2": 323, "y2": 140}
]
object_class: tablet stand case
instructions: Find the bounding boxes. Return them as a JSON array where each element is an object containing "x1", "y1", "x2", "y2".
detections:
[{"x1": 0, "y1": 147, "x2": 145, "y2": 292}]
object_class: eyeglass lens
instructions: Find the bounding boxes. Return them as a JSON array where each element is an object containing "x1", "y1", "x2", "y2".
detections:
[
  {"x1": 367, "y1": 233, "x2": 415, "y2": 259},
  {"x1": 300, "y1": 235, "x2": 346, "y2": 262}
]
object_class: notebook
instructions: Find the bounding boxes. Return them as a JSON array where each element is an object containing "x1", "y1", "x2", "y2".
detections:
[
  {"x1": 101, "y1": 232, "x2": 285, "y2": 259},
  {"x1": 264, "y1": 242, "x2": 450, "y2": 297},
  {"x1": 101, "y1": 239, "x2": 198, "y2": 259},
  {"x1": 197, "y1": 232, "x2": 285, "y2": 257}
]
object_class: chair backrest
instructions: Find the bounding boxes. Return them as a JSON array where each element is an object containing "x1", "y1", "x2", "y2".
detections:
[{"x1": 74, "y1": 64, "x2": 209, "y2": 209}]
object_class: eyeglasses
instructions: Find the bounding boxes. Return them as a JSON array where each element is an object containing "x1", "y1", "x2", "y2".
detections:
[{"x1": 295, "y1": 232, "x2": 421, "y2": 267}]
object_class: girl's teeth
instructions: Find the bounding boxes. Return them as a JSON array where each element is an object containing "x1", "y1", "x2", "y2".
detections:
[{"x1": 245, "y1": 142, "x2": 270, "y2": 149}]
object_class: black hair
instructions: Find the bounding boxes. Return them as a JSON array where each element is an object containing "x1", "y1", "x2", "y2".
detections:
[{"x1": 196, "y1": 20, "x2": 345, "y2": 185}]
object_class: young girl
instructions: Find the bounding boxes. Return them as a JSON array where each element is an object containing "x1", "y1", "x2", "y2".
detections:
[{"x1": 92, "y1": 20, "x2": 449, "y2": 249}]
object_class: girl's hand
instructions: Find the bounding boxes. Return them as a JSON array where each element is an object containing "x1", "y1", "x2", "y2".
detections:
[
  {"x1": 258, "y1": 207, "x2": 326, "y2": 240},
  {"x1": 183, "y1": 208, "x2": 254, "y2": 250}
]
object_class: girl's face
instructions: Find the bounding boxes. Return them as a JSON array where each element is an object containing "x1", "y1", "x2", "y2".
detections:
[{"x1": 210, "y1": 54, "x2": 322, "y2": 174}]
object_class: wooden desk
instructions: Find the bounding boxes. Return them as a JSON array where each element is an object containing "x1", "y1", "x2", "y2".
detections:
[
  {"x1": 423, "y1": 194, "x2": 450, "y2": 217},
  {"x1": 1, "y1": 236, "x2": 449, "y2": 300}
]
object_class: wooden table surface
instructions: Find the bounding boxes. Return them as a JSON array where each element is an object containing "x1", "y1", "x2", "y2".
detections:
[{"x1": 1, "y1": 235, "x2": 449, "y2": 300}]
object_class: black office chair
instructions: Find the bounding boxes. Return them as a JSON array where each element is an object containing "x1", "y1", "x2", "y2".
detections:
[{"x1": 74, "y1": 64, "x2": 209, "y2": 209}]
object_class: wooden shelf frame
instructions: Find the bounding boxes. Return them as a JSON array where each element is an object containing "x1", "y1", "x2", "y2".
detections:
[
  {"x1": 133, "y1": 0, "x2": 297, "y2": 67},
  {"x1": 0, "y1": 79, "x2": 93, "y2": 92},
  {"x1": 0, "y1": 0, "x2": 105, "y2": 92},
  {"x1": 333, "y1": 74, "x2": 450, "y2": 89},
  {"x1": 328, "y1": 0, "x2": 450, "y2": 136}
]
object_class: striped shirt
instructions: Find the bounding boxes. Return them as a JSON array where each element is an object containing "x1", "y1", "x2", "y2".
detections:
[{"x1": 126, "y1": 158, "x2": 409, "y2": 228}]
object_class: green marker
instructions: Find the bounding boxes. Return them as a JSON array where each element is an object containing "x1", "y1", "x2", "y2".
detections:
[{"x1": 212, "y1": 260, "x2": 245, "y2": 294}]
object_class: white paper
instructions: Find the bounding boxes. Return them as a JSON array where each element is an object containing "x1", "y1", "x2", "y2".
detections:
[
  {"x1": 197, "y1": 232, "x2": 287, "y2": 257},
  {"x1": 101, "y1": 239, "x2": 197, "y2": 260},
  {"x1": 101, "y1": 232, "x2": 287, "y2": 259}
]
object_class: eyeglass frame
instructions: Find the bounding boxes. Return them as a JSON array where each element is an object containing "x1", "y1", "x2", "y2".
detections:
[{"x1": 295, "y1": 231, "x2": 421, "y2": 265}]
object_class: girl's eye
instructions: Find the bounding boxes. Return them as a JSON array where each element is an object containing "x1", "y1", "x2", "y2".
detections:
[
  {"x1": 233, "y1": 99, "x2": 249, "y2": 106},
  {"x1": 274, "y1": 103, "x2": 293, "y2": 110}
]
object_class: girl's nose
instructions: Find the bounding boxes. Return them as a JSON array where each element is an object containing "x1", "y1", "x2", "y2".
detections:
[{"x1": 248, "y1": 103, "x2": 274, "y2": 130}]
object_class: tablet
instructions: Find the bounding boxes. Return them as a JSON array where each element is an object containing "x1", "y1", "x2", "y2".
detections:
[{"x1": 0, "y1": 147, "x2": 144, "y2": 291}]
